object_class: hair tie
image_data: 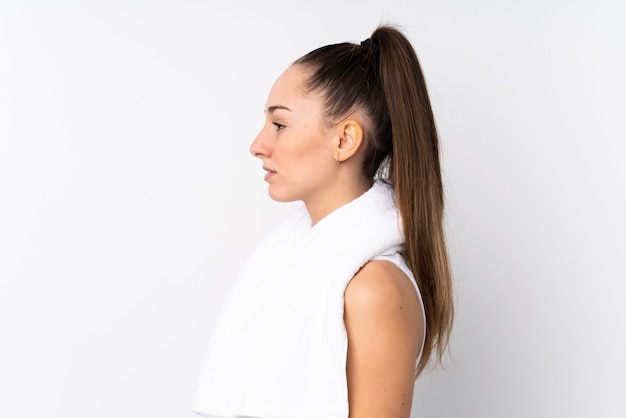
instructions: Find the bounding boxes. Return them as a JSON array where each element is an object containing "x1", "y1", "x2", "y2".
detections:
[{"x1": 360, "y1": 38, "x2": 379, "y2": 55}]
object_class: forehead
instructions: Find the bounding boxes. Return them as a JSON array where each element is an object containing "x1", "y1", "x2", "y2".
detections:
[{"x1": 266, "y1": 66, "x2": 322, "y2": 111}]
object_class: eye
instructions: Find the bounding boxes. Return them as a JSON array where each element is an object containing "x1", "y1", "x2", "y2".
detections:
[{"x1": 272, "y1": 122, "x2": 286, "y2": 131}]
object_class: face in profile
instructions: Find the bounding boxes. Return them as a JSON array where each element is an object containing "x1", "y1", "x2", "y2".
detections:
[{"x1": 250, "y1": 65, "x2": 338, "y2": 205}]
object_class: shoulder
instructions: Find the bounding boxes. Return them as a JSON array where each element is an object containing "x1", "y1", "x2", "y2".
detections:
[
  {"x1": 343, "y1": 260, "x2": 423, "y2": 417},
  {"x1": 345, "y1": 259, "x2": 420, "y2": 318}
]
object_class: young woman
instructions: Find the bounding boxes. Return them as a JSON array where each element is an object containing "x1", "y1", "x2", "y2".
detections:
[{"x1": 193, "y1": 25, "x2": 454, "y2": 418}]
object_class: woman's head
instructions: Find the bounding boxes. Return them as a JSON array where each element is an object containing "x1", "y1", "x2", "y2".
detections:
[{"x1": 250, "y1": 64, "x2": 370, "y2": 219}]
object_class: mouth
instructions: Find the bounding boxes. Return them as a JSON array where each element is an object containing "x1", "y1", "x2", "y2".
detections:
[{"x1": 263, "y1": 167, "x2": 276, "y2": 181}]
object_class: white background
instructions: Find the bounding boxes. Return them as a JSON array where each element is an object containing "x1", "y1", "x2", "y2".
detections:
[{"x1": 1, "y1": 1, "x2": 625, "y2": 417}]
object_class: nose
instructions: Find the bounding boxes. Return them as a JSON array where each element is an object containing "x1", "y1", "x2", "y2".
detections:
[{"x1": 250, "y1": 125, "x2": 271, "y2": 159}]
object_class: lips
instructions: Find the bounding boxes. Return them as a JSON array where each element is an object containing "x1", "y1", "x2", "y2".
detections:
[{"x1": 263, "y1": 167, "x2": 276, "y2": 181}]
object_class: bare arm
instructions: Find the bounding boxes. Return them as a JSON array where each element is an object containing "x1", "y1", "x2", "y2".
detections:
[{"x1": 344, "y1": 260, "x2": 424, "y2": 418}]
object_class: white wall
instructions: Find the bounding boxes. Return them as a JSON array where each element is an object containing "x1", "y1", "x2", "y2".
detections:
[{"x1": 1, "y1": 1, "x2": 624, "y2": 417}]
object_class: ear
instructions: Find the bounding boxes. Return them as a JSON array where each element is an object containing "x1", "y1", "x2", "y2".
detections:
[{"x1": 335, "y1": 119, "x2": 364, "y2": 163}]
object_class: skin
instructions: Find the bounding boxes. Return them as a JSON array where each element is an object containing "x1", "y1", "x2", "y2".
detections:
[
  {"x1": 250, "y1": 65, "x2": 424, "y2": 417},
  {"x1": 250, "y1": 65, "x2": 369, "y2": 225},
  {"x1": 344, "y1": 261, "x2": 423, "y2": 418}
]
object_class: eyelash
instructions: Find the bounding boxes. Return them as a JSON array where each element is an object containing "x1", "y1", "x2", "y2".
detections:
[{"x1": 272, "y1": 122, "x2": 286, "y2": 131}]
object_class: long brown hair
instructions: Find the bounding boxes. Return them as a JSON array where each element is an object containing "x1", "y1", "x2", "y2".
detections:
[{"x1": 295, "y1": 25, "x2": 454, "y2": 376}]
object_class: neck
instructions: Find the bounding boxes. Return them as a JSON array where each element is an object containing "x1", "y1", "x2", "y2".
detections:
[{"x1": 305, "y1": 177, "x2": 372, "y2": 226}]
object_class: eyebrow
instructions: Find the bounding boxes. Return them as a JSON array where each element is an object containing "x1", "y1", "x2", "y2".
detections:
[{"x1": 266, "y1": 105, "x2": 292, "y2": 114}]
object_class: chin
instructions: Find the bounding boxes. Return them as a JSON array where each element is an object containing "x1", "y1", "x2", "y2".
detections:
[{"x1": 267, "y1": 186, "x2": 298, "y2": 203}]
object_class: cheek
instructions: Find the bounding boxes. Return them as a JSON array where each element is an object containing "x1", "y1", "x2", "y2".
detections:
[
  {"x1": 297, "y1": 127, "x2": 333, "y2": 162},
  {"x1": 276, "y1": 123, "x2": 333, "y2": 170},
  {"x1": 281, "y1": 135, "x2": 320, "y2": 163}
]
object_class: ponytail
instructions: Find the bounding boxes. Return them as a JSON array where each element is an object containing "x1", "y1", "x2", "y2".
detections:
[
  {"x1": 294, "y1": 25, "x2": 454, "y2": 377},
  {"x1": 373, "y1": 26, "x2": 454, "y2": 376}
]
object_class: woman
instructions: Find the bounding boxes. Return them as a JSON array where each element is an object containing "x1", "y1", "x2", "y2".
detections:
[{"x1": 193, "y1": 25, "x2": 454, "y2": 418}]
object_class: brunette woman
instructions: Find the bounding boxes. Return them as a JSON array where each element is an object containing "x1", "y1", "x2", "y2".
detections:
[{"x1": 194, "y1": 25, "x2": 454, "y2": 418}]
